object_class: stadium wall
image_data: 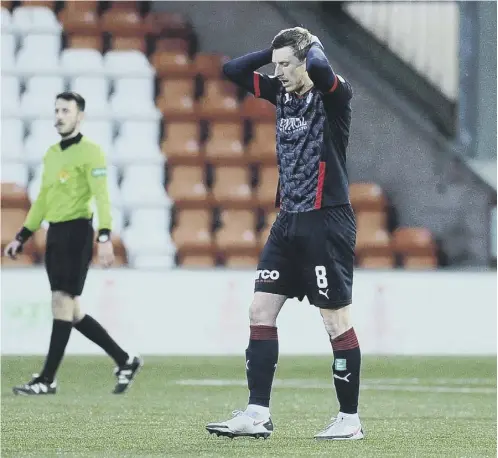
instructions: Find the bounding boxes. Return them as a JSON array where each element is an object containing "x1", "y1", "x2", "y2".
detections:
[{"x1": 2, "y1": 269, "x2": 495, "y2": 356}]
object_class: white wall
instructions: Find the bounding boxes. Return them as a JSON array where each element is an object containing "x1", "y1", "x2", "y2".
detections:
[{"x1": 1, "y1": 268, "x2": 495, "y2": 356}]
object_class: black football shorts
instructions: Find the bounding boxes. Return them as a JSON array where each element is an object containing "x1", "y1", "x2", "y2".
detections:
[{"x1": 255, "y1": 205, "x2": 356, "y2": 309}]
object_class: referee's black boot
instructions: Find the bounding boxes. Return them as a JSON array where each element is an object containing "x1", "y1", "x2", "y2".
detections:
[
  {"x1": 13, "y1": 374, "x2": 57, "y2": 396},
  {"x1": 113, "y1": 355, "x2": 143, "y2": 394}
]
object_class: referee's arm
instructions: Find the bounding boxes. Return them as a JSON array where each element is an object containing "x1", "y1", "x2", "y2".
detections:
[{"x1": 86, "y1": 147, "x2": 112, "y2": 237}]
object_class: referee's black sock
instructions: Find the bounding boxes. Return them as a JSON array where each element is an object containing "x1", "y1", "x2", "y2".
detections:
[
  {"x1": 39, "y1": 319, "x2": 73, "y2": 384},
  {"x1": 246, "y1": 325, "x2": 279, "y2": 408},
  {"x1": 331, "y1": 327, "x2": 361, "y2": 414},
  {"x1": 74, "y1": 315, "x2": 129, "y2": 367}
]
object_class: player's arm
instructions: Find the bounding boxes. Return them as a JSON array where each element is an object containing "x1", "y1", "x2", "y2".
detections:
[
  {"x1": 86, "y1": 147, "x2": 112, "y2": 238},
  {"x1": 17, "y1": 160, "x2": 49, "y2": 243},
  {"x1": 306, "y1": 40, "x2": 352, "y2": 102},
  {"x1": 222, "y1": 48, "x2": 280, "y2": 104}
]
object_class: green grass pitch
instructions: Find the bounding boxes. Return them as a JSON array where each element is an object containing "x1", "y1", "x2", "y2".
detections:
[{"x1": 1, "y1": 355, "x2": 496, "y2": 457}]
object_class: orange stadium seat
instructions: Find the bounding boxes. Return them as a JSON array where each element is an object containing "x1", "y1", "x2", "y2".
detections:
[
  {"x1": 172, "y1": 209, "x2": 213, "y2": 255},
  {"x1": 358, "y1": 254, "x2": 395, "y2": 269},
  {"x1": 156, "y1": 38, "x2": 190, "y2": 54},
  {"x1": 107, "y1": 0, "x2": 140, "y2": 11},
  {"x1": 91, "y1": 234, "x2": 128, "y2": 267},
  {"x1": 67, "y1": 34, "x2": 103, "y2": 52},
  {"x1": 392, "y1": 227, "x2": 437, "y2": 269},
  {"x1": 144, "y1": 12, "x2": 192, "y2": 39},
  {"x1": 1, "y1": 183, "x2": 30, "y2": 209},
  {"x1": 349, "y1": 182, "x2": 387, "y2": 212},
  {"x1": 111, "y1": 36, "x2": 146, "y2": 52},
  {"x1": 241, "y1": 96, "x2": 276, "y2": 122},
  {"x1": 1, "y1": 209, "x2": 35, "y2": 257},
  {"x1": 167, "y1": 165, "x2": 211, "y2": 208},
  {"x1": 1, "y1": 253, "x2": 35, "y2": 267},
  {"x1": 225, "y1": 254, "x2": 259, "y2": 268},
  {"x1": 161, "y1": 122, "x2": 202, "y2": 165},
  {"x1": 59, "y1": 10, "x2": 100, "y2": 36},
  {"x1": 100, "y1": 9, "x2": 144, "y2": 36},
  {"x1": 256, "y1": 166, "x2": 279, "y2": 209},
  {"x1": 212, "y1": 166, "x2": 254, "y2": 208},
  {"x1": 215, "y1": 209, "x2": 258, "y2": 255},
  {"x1": 63, "y1": 1, "x2": 98, "y2": 13},
  {"x1": 197, "y1": 80, "x2": 239, "y2": 120},
  {"x1": 151, "y1": 50, "x2": 193, "y2": 78},
  {"x1": 1, "y1": 1, "x2": 12, "y2": 9},
  {"x1": 193, "y1": 53, "x2": 228, "y2": 79},
  {"x1": 180, "y1": 254, "x2": 216, "y2": 267},
  {"x1": 247, "y1": 122, "x2": 277, "y2": 165},
  {"x1": 204, "y1": 122, "x2": 245, "y2": 165},
  {"x1": 156, "y1": 79, "x2": 196, "y2": 121},
  {"x1": 402, "y1": 254, "x2": 438, "y2": 269},
  {"x1": 21, "y1": 0, "x2": 55, "y2": 8},
  {"x1": 355, "y1": 227, "x2": 392, "y2": 258},
  {"x1": 355, "y1": 210, "x2": 387, "y2": 232}
]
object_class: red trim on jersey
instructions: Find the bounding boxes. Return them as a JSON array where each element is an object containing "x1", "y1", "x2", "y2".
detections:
[
  {"x1": 328, "y1": 75, "x2": 339, "y2": 93},
  {"x1": 253, "y1": 72, "x2": 261, "y2": 98},
  {"x1": 314, "y1": 161, "x2": 326, "y2": 209}
]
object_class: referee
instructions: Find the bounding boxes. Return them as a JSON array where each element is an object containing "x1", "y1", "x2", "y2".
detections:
[{"x1": 4, "y1": 92, "x2": 143, "y2": 395}]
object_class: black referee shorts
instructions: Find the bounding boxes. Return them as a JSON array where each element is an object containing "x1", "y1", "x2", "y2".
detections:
[
  {"x1": 255, "y1": 205, "x2": 356, "y2": 309},
  {"x1": 45, "y1": 218, "x2": 94, "y2": 297}
]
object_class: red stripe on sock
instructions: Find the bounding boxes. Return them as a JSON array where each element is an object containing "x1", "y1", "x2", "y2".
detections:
[
  {"x1": 331, "y1": 328, "x2": 359, "y2": 351},
  {"x1": 250, "y1": 325, "x2": 278, "y2": 340}
]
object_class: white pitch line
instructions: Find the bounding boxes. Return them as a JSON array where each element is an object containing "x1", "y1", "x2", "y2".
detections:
[{"x1": 175, "y1": 379, "x2": 496, "y2": 394}]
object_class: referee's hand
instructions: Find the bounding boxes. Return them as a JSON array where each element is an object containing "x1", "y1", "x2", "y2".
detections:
[
  {"x1": 4, "y1": 240, "x2": 22, "y2": 260},
  {"x1": 97, "y1": 240, "x2": 115, "y2": 268}
]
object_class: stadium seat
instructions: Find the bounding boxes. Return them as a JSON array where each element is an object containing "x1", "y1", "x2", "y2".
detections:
[
  {"x1": 161, "y1": 121, "x2": 202, "y2": 165},
  {"x1": 60, "y1": 49, "x2": 105, "y2": 76},
  {"x1": 151, "y1": 50, "x2": 193, "y2": 78},
  {"x1": 179, "y1": 254, "x2": 216, "y2": 267},
  {"x1": 403, "y1": 254, "x2": 438, "y2": 269},
  {"x1": 355, "y1": 227, "x2": 392, "y2": 257},
  {"x1": 358, "y1": 254, "x2": 395, "y2": 269},
  {"x1": 156, "y1": 78, "x2": 196, "y2": 121},
  {"x1": 171, "y1": 208, "x2": 214, "y2": 255},
  {"x1": 100, "y1": 9, "x2": 144, "y2": 36},
  {"x1": 90, "y1": 206, "x2": 125, "y2": 235},
  {"x1": 67, "y1": 34, "x2": 103, "y2": 52},
  {"x1": 1, "y1": 253, "x2": 35, "y2": 266},
  {"x1": 71, "y1": 76, "x2": 111, "y2": 119},
  {"x1": 197, "y1": 79, "x2": 239, "y2": 120},
  {"x1": 1, "y1": 7, "x2": 13, "y2": 34},
  {"x1": 1, "y1": 33, "x2": 16, "y2": 73},
  {"x1": 212, "y1": 166, "x2": 254, "y2": 208},
  {"x1": 258, "y1": 224, "x2": 272, "y2": 249},
  {"x1": 21, "y1": 0, "x2": 55, "y2": 7},
  {"x1": 355, "y1": 211, "x2": 387, "y2": 232},
  {"x1": 91, "y1": 233, "x2": 128, "y2": 267},
  {"x1": 81, "y1": 120, "x2": 114, "y2": 155},
  {"x1": 349, "y1": 182, "x2": 387, "y2": 212},
  {"x1": 111, "y1": 36, "x2": 146, "y2": 53},
  {"x1": 2, "y1": 75, "x2": 21, "y2": 118},
  {"x1": 156, "y1": 37, "x2": 190, "y2": 54},
  {"x1": 24, "y1": 120, "x2": 60, "y2": 162},
  {"x1": 1, "y1": 208, "x2": 28, "y2": 245},
  {"x1": 193, "y1": 53, "x2": 228, "y2": 78},
  {"x1": 120, "y1": 164, "x2": 171, "y2": 208},
  {"x1": 392, "y1": 227, "x2": 437, "y2": 268},
  {"x1": 104, "y1": 50, "x2": 155, "y2": 78},
  {"x1": 240, "y1": 96, "x2": 276, "y2": 122},
  {"x1": 215, "y1": 209, "x2": 258, "y2": 255},
  {"x1": 247, "y1": 122, "x2": 277, "y2": 165},
  {"x1": 114, "y1": 77, "x2": 155, "y2": 103},
  {"x1": 2, "y1": 118, "x2": 24, "y2": 162},
  {"x1": 1, "y1": 178, "x2": 30, "y2": 210},
  {"x1": 143, "y1": 11, "x2": 192, "y2": 39},
  {"x1": 2, "y1": 162, "x2": 28, "y2": 187},
  {"x1": 58, "y1": 9, "x2": 99, "y2": 35},
  {"x1": 166, "y1": 165, "x2": 211, "y2": 208},
  {"x1": 62, "y1": 1, "x2": 98, "y2": 13},
  {"x1": 128, "y1": 208, "x2": 171, "y2": 232},
  {"x1": 113, "y1": 120, "x2": 162, "y2": 165},
  {"x1": 110, "y1": 90, "x2": 161, "y2": 122},
  {"x1": 16, "y1": 34, "x2": 60, "y2": 77},
  {"x1": 224, "y1": 254, "x2": 259, "y2": 268},
  {"x1": 26, "y1": 75, "x2": 65, "y2": 96},
  {"x1": 256, "y1": 166, "x2": 279, "y2": 209},
  {"x1": 12, "y1": 6, "x2": 62, "y2": 36},
  {"x1": 204, "y1": 122, "x2": 245, "y2": 165}
]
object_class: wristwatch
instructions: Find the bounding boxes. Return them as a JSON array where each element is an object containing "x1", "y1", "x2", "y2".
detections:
[{"x1": 97, "y1": 229, "x2": 111, "y2": 243}]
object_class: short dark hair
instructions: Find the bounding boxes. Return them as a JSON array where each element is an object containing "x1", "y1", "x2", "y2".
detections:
[
  {"x1": 56, "y1": 91, "x2": 86, "y2": 112},
  {"x1": 271, "y1": 27, "x2": 313, "y2": 61}
]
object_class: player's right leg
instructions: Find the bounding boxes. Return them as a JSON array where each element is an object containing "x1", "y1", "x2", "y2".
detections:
[{"x1": 206, "y1": 212, "x2": 299, "y2": 439}]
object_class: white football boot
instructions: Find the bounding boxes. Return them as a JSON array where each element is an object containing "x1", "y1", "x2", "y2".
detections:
[
  {"x1": 206, "y1": 409, "x2": 273, "y2": 439},
  {"x1": 314, "y1": 412, "x2": 364, "y2": 440}
]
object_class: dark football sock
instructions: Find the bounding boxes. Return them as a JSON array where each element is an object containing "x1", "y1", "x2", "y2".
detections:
[
  {"x1": 74, "y1": 315, "x2": 129, "y2": 367},
  {"x1": 331, "y1": 327, "x2": 361, "y2": 414},
  {"x1": 246, "y1": 325, "x2": 279, "y2": 408},
  {"x1": 39, "y1": 319, "x2": 73, "y2": 383}
]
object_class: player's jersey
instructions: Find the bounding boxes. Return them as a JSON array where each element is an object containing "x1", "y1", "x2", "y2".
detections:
[{"x1": 254, "y1": 72, "x2": 353, "y2": 213}]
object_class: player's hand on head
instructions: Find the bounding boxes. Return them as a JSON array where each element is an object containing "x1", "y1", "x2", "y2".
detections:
[
  {"x1": 310, "y1": 34, "x2": 324, "y2": 50},
  {"x1": 97, "y1": 240, "x2": 114, "y2": 268},
  {"x1": 4, "y1": 240, "x2": 22, "y2": 260}
]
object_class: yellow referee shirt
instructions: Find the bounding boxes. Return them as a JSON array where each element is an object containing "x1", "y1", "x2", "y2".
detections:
[{"x1": 24, "y1": 133, "x2": 112, "y2": 233}]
